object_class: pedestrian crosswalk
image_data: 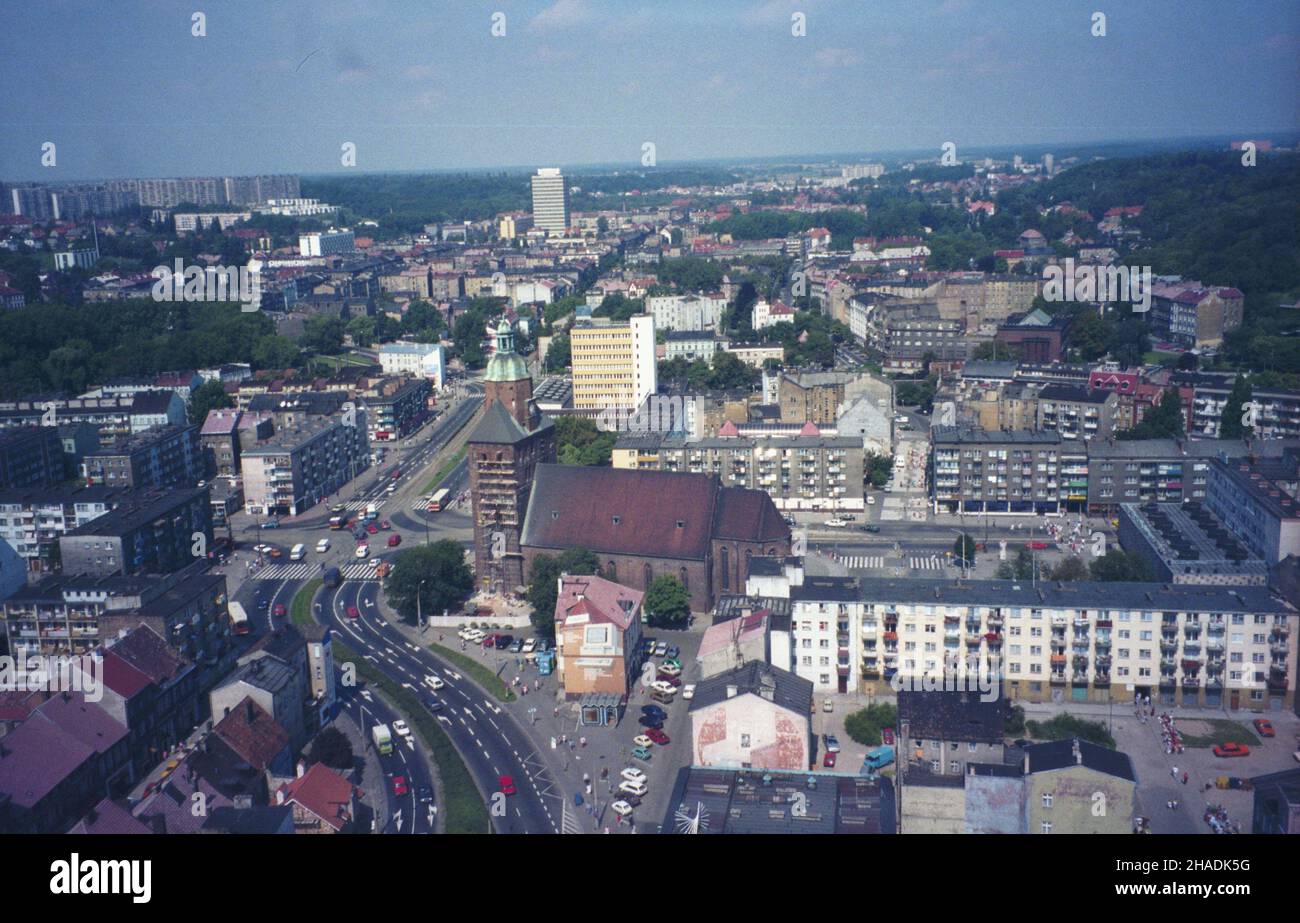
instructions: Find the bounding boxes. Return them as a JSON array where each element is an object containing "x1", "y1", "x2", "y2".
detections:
[
  {"x1": 839, "y1": 555, "x2": 886, "y2": 570},
  {"x1": 908, "y1": 556, "x2": 945, "y2": 571},
  {"x1": 248, "y1": 562, "x2": 379, "y2": 581}
]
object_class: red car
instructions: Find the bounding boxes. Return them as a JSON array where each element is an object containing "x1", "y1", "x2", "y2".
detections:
[
  {"x1": 823, "y1": 751, "x2": 838, "y2": 769},
  {"x1": 389, "y1": 468, "x2": 401, "y2": 479},
  {"x1": 656, "y1": 672, "x2": 682, "y2": 687},
  {"x1": 379, "y1": 520, "x2": 391, "y2": 531},
  {"x1": 1253, "y1": 719, "x2": 1275, "y2": 738},
  {"x1": 645, "y1": 727, "x2": 670, "y2": 746},
  {"x1": 1027, "y1": 541, "x2": 1050, "y2": 551},
  {"x1": 1213, "y1": 743, "x2": 1251, "y2": 758},
  {"x1": 881, "y1": 727, "x2": 895, "y2": 746},
  {"x1": 366, "y1": 523, "x2": 379, "y2": 535},
  {"x1": 499, "y1": 775, "x2": 516, "y2": 795},
  {"x1": 272, "y1": 603, "x2": 287, "y2": 618},
  {"x1": 387, "y1": 534, "x2": 402, "y2": 547},
  {"x1": 482, "y1": 633, "x2": 499, "y2": 648},
  {"x1": 392, "y1": 775, "x2": 409, "y2": 796},
  {"x1": 346, "y1": 605, "x2": 360, "y2": 620}
]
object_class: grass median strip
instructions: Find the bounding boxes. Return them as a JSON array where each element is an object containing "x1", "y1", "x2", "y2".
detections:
[
  {"x1": 291, "y1": 577, "x2": 323, "y2": 628},
  {"x1": 289, "y1": 581, "x2": 490, "y2": 834},
  {"x1": 422, "y1": 445, "x2": 467, "y2": 495},
  {"x1": 428, "y1": 641, "x2": 516, "y2": 702},
  {"x1": 332, "y1": 638, "x2": 490, "y2": 834}
]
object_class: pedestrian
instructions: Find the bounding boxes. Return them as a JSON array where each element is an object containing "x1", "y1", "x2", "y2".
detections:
[
  {"x1": 1171, "y1": 766, "x2": 1179, "y2": 780},
  {"x1": 1182, "y1": 772, "x2": 1188, "y2": 785}
]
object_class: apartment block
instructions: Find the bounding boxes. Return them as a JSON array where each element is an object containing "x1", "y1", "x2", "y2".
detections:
[
  {"x1": 0, "y1": 485, "x2": 129, "y2": 575},
  {"x1": 58, "y1": 486, "x2": 212, "y2": 578},
  {"x1": 1034, "y1": 385, "x2": 1117, "y2": 441},
  {"x1": 930, "y1": 427, "x2": 1072, "y2": 515},
  {"x1": 1206, "y1": 455, "x2": 1300, "y2": 565},
  {"x1": 0, "y1": 426, "x2": 64, "y2": 489},
  {"x1": 81, "y1": 423, "x2": 202, "y2": 489},
  {"x1": 569, "y1": 315, "x2": 657, "y2": 412},
  {"x1": 240, "y1": 415, "x2": 370, "y2": 517},
  {"x1": 530, "y1": 168, "x2": 569, "y2": 236}
]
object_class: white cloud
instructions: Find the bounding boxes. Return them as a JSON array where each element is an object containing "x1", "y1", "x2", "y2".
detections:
[
  {"x1": 813, "y1": 47, "x2": 862, "y2": 68},
  {"x1": 529, "y1": 0, "x2": 595, "y2": 32}
]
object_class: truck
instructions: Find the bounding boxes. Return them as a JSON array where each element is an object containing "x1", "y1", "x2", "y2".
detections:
[
  {"x1": 861, "y1": 746, "x2": 895, "y2": 773},
  {"x1": 371, "y1": 723, "x2": 393, "y2": 755},
  {"x1": 228, "y1": 601, "x2": 251, "y2": 636}
]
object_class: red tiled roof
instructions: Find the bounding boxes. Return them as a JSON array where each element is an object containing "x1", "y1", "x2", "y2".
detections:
[
  {"x1": 279, "y1": 763, "x2": 358, "y2": 832},
  {"x1": 556, "y1": 574, "x2": 643, "y2": 631},
  {"x1": 212, "y1": 697, "x2": 290, "y2": 771}
]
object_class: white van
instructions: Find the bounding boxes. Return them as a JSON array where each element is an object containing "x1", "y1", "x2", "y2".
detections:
[
  {"x1": 618, "y1": 778, "x2": 648, "y2": 798},
  {"x1": 315, "y1": 538, "x2": 330, "y2": 554},
  {"x1": 289, "y1": 543, "x2": 307, "y2": 561}
]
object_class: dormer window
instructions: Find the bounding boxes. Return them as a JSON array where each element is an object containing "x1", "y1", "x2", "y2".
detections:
[{"x1": 612, "y1": 516, "x2": 621, "y2": 525}]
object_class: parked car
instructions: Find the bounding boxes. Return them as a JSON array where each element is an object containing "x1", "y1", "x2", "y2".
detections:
[
  {"x1": 643, "y1": 638, "x2": 657, "y2": 656},
  {"x1": 881, "y1": 727, "x2": 895, "y2": 746},
  {"x1": 620, "y1": 767, "x2": 647, "y2": 784},
  {"x1": 861, "y1": 525, "x2": 881, "y2": 533},
  {"x1": 618, "y1": 778, "x2": 648, "y2": 797},
  {"x1": 498, "y1": 775, "x2": 516, "y2": 795},
  {"x1": 638, "y1": 715, "x2": 664, "y2": 730},
  {"x1": 482, "y1": 633, "x2": 499, "y2": 648},
  {"x1": 645, "y1": 728, "x2": 670, "y2": 745},
  {"x1": 495, "y1": 635, "x2": 513, "y2": 650},
  {"x1": 633, "y1": 735, "x2": 654, "y2": 749},
  {"x1": 1253, "y1": 719, "x2": 1275, "y2": 738},
  {"x1": 631, "y1": 745, "x2": 653, "y2": 761},
  {"x1": 260, "y1": 519, "x2": 280, "y2": 529},
  {"x1": 662, "y1": 657, "x2": 682, "y2": 671},
  {"x1": 665, "y1": 644, "x2": 680, "y2": 660},
  {"x1": 825, "y1": 518, "x2": 848, "y2": 527},
  {"x1": 355, "y1": 545, "x2": 369, "y2": 559},
  {"x1": 656, "y1": 673, "x2": 682, "y2": 687},
  {"x1": 823, "y1": 734, "x2": 841, "y2": 753},
  {"x1": 379, "y1": 520, "x2": 391, "y2": 531},
  {"x1": 508, "y1": 638, "x2": 524, "y2": 653},
  {"x1": 682, "y1": 684, "x2": 696, "y2": 700},
  {"x1": 1213, "y1": 743, "x2": 1251, "y2": 758},
  {"x1": 392, "y1": 720, "x2": 411, "y2": 738},
  {"x1": 387, "y1": 534, "x2": 402, "y2": 547},
  {"x1": 610, "y1": 800, "x2": 634, "y2": 818},
  {"x1": 822, "y1": 699, "x2": 834, "y2": 713},
  {"x1": 641, "y1": 704, "x2": 667, "y2": 720},
  {"x1": 658, "y1": 663, "x2": 682, "y2": 678},
  {"x1": 521, "y1": 638, "x2": 536, "y2": 654},
  {"x1": 823, "y1": 751, "x2": 838, "y2": 769},
  {"x1": 654, "y1": 641, "x2": 668, "y2": 657}
]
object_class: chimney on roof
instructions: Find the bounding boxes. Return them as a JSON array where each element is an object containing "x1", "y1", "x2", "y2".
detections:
[
  {"x1": 725, "y1": 684, "x2": 738, "y2": 699},
  {"x1": 245, "y1": 699, "x2": 255, "y2": 723},
  {"x1": 296, "y1": 759, "x2": 307, "y2": 778}
]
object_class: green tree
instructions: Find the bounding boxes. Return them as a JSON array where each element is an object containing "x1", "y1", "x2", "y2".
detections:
[
  {"x1": 346, "y1": 315, "x2": 377, "y2": 348},
  {"x1": 307, "y1": 726, "x2": 355, "y2": 770},
  {"x1": 643, "y1": 575, "x2": 691, "y2": 628},
  {"x1": 1218, "y1": 375, "x2": 1254, "y2": 440},
  {"x1": 544, "y1": 333, "x2": 570, "y2": 372},
  {"x1": 252, "y1": 334, "x2": 301, "y2": 370},
  {"x1": 526, "y1": 548, "x2": 601, "y2": 637},
  {"x1": 1050, "y1": 556, "x2": 1090, "y2": 582},
  {"x1": 301, "y1": 315, "x2": 346, "y2": 355},
  {"x1": 554, "y1": 416, "x2": 616, "y2": 466},
  {"x1": 1089, "y1": 549, "x2": 1154, "y2": 582},
  {"x1": 187, "y1": 378, "x2": 232, "y2": 425},
  {"x1": 384, "y1": 540, "x2": 474, "y2": 624},
  {"x1": 1119, "y1": 386, "x2": 1185, "y2": 440},
  {"x1": 953, "y1": 533, "x2": 976, "y2": 564},
  {"x1": 844, "y1": 703, "x2": 898, "y2": 746}
]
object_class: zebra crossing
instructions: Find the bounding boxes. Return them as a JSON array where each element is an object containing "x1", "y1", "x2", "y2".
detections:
[
  {"x1": 839, "y1": 555, "x2": 886, "y2": 570},
  {"x1": 248, "y1": 562, "x2": 379, "y2": 581},
  {"x1": 908, "y1": 555, "x2": 945, "y2": 571}
]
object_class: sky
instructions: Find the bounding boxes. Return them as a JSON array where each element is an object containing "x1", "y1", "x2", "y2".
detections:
[{"x1": 1, "y1": 0, "x2": 1297, "y2": 180}]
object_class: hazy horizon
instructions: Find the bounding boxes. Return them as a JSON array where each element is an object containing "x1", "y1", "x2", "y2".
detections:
[{"x1": 2, "y1": 0, "x2": 1297, "y2": 181}]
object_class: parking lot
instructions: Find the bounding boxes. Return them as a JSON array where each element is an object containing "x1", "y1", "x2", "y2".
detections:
[
  {"x1": 1034, "y1": 701, "x2": 1300, "y2": 833},
  {"x1": 462, "y1": 623, "x2": 701, "y2": 832}
]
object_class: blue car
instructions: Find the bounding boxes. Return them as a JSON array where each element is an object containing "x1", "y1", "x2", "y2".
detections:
[{"x1": 260, "y1": 519, "x2": 280, "y2": 529}]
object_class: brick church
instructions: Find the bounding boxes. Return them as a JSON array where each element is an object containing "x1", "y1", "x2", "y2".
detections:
[
  {"x1": 467, "y1": 320, "x2": 556, "y2": 593},
  {"x1": 468, "y1": 319, "x2": 791, "y2": 609}
]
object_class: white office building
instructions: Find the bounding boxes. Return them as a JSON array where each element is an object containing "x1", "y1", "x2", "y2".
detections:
[
  {"x1": 298, "y1": 228, "x2": 356, "y2": 257},
  {"x1": 530, "y1": 168, "x2": 569, "y2": 236}
]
